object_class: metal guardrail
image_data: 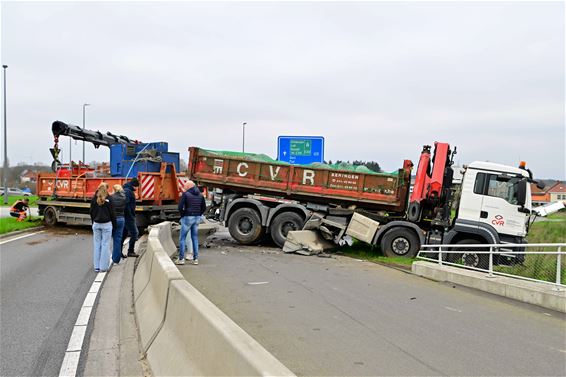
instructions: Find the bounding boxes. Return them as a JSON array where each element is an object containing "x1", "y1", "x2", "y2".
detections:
[{"x1": 417, "y1": 243, "x2": 566, "y2": 291}]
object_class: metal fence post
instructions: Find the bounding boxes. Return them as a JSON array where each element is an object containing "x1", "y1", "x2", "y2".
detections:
[
  {"x1": 555, "y1": 246, "x2": 562, "y2": 291},
  {"x1": 438, "y1": 246, "x2": 443, "y2": 266},
  {"x1": 488, "y1": 247, "x2": 494, "y2": 277}
]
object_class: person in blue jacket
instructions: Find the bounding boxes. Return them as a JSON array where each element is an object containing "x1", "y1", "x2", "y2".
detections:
[
  {"x1": 175, "y1": 180, "x2": 206, "y2": 265},
  {"x1": 122, "y1": 178, "x2": 140, "y2": 257}
]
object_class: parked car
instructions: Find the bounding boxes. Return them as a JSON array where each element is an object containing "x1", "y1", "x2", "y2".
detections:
[{"x1": 0, "y1": 187, "x2": 31, "y2": 196}]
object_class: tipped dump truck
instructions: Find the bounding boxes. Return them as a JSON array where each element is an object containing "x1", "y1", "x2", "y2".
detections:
[{"x1": 188, "y1": 144, "x2": 540, "y2": 269}]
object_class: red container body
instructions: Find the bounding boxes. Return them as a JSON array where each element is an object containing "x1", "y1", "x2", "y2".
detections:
[{"x1": 188, "y1": 147, "x2": 413, "y2": 213}]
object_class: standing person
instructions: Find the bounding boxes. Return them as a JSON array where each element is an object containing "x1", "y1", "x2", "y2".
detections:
[
  {"x1": 176, "y1": 180, "x2": 206, "y2": 265},
  {"x1": 110, "y1": 184, "x2": 126, "y2": 265},
  {"x1": 90, "y1": 182, "x2": 116, "y2": 272},
  {"x1": 122, "y1": 178, "x2": 140, "y2": 257},
  {"x1": 10, "y1": 198, "x2": 30, "y2": 222}
]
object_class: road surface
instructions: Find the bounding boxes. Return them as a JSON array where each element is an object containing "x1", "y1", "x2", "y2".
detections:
[
  {"x1": 0, "y1": 227, "x2": 96, "y2": 377},
  {"x1": 180, "y1": 230, "x2": 566, "y2": 376}
]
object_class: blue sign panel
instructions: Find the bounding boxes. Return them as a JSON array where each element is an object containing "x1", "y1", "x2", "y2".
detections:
[{"x1": 277, "y1": 136, "x2": 324, "y2": 165}]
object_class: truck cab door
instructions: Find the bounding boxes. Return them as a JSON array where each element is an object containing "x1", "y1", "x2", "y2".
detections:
[
  {"x1": 456, "y1": 169, "x2": 484, "y2": 225},
  {"x1": 476, "y1": 173, "x2": 527, "y2": 237}
]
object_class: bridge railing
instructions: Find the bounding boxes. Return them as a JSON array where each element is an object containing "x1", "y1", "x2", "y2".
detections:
[{"x1": 417, "y1": 243, "x2": 566, "y2": 290}]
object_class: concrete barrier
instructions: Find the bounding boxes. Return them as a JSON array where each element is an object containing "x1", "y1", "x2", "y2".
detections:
[
  {"x1": 148, "y1": 280, "x2": 294, "y2": 376},
  {"x1": 133, "y1": 227, "x2": 160, "y2": 302},
  {"x1": 132, "y1": 221, "x2": 295, "y2": 376},
  {"x1": 134, "y1": 238, "x2": 184, "y2": 352},
  {"x1": 412, "y1": 261, "x2": 566, "y2": 313}
]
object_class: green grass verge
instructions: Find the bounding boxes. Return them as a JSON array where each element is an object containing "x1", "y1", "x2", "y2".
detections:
[
  {"x1": 338, "y1": 210, "x2": 566, "y2": 272},
  {"x1": 494, "y1": 211, "x2": 566, "y2": 284},
  {"x1": 337, "y1": 242, "x2": 415, "y2": 268},
  {"x1": 0, "y1": 195, "x2": 39, "y2": 207},
  {"x1": 0, "y1": 216, "x2": 44, "y2": 235}
]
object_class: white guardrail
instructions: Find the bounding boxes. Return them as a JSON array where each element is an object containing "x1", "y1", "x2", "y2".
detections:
[{"x1": 417, "y1": 243, "x2": 566, "y2": 291}]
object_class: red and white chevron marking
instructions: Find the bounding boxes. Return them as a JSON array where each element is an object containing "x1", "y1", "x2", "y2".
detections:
[
  {"x1": 177, "y1": 177, "x2": 190, "y2": 193},
  {"x1": 140, "y1": 175, "x2": 155, "y2": 199}
]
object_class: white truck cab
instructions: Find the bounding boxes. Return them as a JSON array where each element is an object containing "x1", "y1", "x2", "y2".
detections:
[{"x1": 457, "y1": 161, "x2": 531, "y2": 241}]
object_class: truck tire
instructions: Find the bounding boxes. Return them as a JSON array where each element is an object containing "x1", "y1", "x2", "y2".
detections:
[
  {"x1": 228, "y1": 208, "x2": 265, "y2": 245},
  {"x1": 43, "y1": 207, "x2": 58, "y2": 227},
  {"x1": 270, "y1": 212, "x2": 304, "y2": 248},
  {"x1": 381, "y1": 228, "x2": 420, "y2": 258},
  {"x1": 449, "y1": 239, "x2": 489, "y2": 269}
]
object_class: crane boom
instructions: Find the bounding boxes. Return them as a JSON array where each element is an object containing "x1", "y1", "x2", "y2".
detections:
[{"x1": 52, "y1": 120, "x2": 141, "y2": 148}]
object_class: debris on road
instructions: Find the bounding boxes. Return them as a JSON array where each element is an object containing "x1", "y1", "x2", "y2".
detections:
[{"x1": 282, "y1": 230, "x2": 335, "y2": 256}]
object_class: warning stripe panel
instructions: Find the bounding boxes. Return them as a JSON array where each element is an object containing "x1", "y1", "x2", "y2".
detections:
[
  {"x1": 177, "y1": 177, "x2": 189, "y2": 192},
  {"x1": 141, "y1": 176, "x2": 155, "y2": 199}
]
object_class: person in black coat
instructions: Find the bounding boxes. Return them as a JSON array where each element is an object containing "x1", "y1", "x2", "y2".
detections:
[
  {"x1": 175, "y1": 180, "x2": 206, "y2": 265},
  {"x1": 122, "y1": 178, "x2": 140, "y2": 257},
  {"x1": 110, "y1": 184, "x2": 127, "y2": 264},
  {"x1": 90, "y1": 182, "x2": 116, "y2": 272}
]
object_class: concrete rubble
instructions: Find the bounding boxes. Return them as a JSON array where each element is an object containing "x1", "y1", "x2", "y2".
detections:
[{"x1": 282, "y1": 230, "x2": 335, "y2": 256}]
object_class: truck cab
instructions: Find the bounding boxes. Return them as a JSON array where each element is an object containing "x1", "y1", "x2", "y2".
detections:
[{"x1": 444, "y1": 161, "x2": 532, "y2": 266}]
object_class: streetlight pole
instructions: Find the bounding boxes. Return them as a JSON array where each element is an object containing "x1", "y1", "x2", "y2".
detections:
[
  {"x1": 2, "y1": 65, "x2": 8, "y2": 204},
  {"x1": 242, "y1": 122, "x2": 247, "y2": 153},
  {"x1": 82, "y1": 103, "x2": 90, "y2": 164}
]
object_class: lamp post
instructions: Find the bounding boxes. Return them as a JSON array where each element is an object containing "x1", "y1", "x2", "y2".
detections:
[
  {"x1": 2, "y1": 65, "x2": 8, "y2": 204},
  {"x1": 82, "y1": 103, "x2": 90, "y2": 164},
  {"x1": 242, "y1": 122, "x2": 247, "y2": 153}
]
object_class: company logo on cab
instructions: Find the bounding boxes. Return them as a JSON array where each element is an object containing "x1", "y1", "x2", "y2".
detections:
[{"x1": 491, "y1": 215, "x2": 505, "y2": 226}]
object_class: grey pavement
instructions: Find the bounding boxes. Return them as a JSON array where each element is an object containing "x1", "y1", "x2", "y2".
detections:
[
  {"x1": 179, "y1": 230, "x2": 566, "y2": 376},
  {"x1": 0, "y1": 227, "x2": 95, "y2": 377},
  {"x1": 83, "y1": 236, "x2": 147, "y2": 377}
]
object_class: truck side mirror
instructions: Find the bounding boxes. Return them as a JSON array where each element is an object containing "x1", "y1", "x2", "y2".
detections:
[{"x1": 517, "y1": 179, "x2": 527, "y2": 206}]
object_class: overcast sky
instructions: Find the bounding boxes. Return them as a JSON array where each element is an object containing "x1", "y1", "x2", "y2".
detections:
[{"x1": 1, "y1": 1, "x2": 564, "y2": 179}]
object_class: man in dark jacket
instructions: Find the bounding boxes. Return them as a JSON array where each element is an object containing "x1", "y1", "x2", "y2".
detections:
[
  {"x1": 110, "y1": 184, "x2": 127, "y2": 264},
  {"x1": 122, "y1": 178, "x2": 140, "y2": 257},
  {"x1": 175, "y1": 180, "x2": 206, "y2": 265},
  {"x1": 10, "y1": 198, "x2": 30, "y2": 222}
]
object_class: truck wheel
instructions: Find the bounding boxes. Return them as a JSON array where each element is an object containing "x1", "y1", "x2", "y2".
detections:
[
  {"x1": 450, "y1": 239, "x2": 489, "y2": 269},
  {"x1": 270, "y1": 212, "x2": 304, "y2": 248},
  {"x1": 228, "y1": 208, "x2": 265, "y2": 245},
  {"x1": 381, "y1": 228, "x2": 420, "y2": 258},
  {"x1": 43, "y1": 207, "x2": 58, "y2": 227}
]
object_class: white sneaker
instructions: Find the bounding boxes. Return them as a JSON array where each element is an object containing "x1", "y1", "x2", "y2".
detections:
[
  {"x1": 174, "y1": 258, "x2": 185, "y2": 265},
  {"x1": 192, "y1": 259, "x2": 198, "y2": 265}
]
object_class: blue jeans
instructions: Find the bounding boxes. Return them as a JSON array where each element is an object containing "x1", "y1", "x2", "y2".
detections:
[
  {"x1": 179, "y1": 216, "x2": 200, "y2": 260},
  {"x1": 122, "y1": 216, "x2": 139, "y2": 253},
  {"x1": 112, "y1": 216, "x2": 125, "y2": 263},
  {"x1": 93, "y1": 221, "x2": 112, "y2": 271}
]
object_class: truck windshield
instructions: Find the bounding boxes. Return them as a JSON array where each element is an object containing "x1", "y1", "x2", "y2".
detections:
[{"x1": 474, "y1": 173, "x2": 520, "y2": 205}]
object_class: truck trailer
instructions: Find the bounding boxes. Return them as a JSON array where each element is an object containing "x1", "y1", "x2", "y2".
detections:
[
  {"x1": 188, "y1": 144, "x2": 541, "y2": 268},
  {"x1": 37, "y1": 121, "x2": 190, "y2": 228}
]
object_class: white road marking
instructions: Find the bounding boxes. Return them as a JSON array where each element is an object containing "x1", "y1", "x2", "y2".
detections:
[
  {"x1": 66, "y1": 326, "x2": 87, "y2": 352},
  {"x1": 75, "y1": 307, "x2": 93, "y2": 326},
  {"x1": 58, "y1": 271, "x2": 107, "y2": 377},
  {"x1": 0, "y1": 230, "x2": 45, "y2": 245},
  {"x1": 445, "y1": 306, "x2": 463, "y2": 313},
  {"x1": 59, "y1": 351, "x2": 81, "y2": 377},
  {"x1": 83, "y1": 292, "x2": 97, "y2": 307},
  {"x1": 89, "y1": 282, "x2": 101, "y2": 294},
  {"x1": 247, "y1": 281, "x2": 270, "y2": 285}
]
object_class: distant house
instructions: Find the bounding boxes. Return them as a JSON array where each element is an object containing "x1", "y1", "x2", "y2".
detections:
[
  {"x1": 531, "y1": 181, "x2": 566, "y2": 206},
  {"x1": 547, "y1": 181, "x2": 566, "y2": 202},
  {"x1": 19, "y1": 169, "x2": 37, "y2": 184}
]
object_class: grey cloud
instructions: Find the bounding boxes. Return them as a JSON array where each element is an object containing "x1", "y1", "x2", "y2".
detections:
[{"x1": 1, "y1": 1, "x2": 563, "y2": 178}]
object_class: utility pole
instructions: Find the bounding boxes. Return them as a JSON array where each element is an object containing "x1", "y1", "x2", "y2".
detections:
[
  {"x1": 2, "y1": 65, "x2": 8, "y2": 204},
  {"x1": 242, "y1": 122, "x2": 247, "y2": 153},
  {"x1": 82, "y1": 103, "x2": 90, "y2": 163}
]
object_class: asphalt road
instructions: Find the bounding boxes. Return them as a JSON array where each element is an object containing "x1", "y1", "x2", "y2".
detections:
[
  {"x1": 0, "y1": 227, "x2": 96, "y2": 377},
  {"x1": 180, "y1": 230, "x2": 566, "y2": 376}
]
